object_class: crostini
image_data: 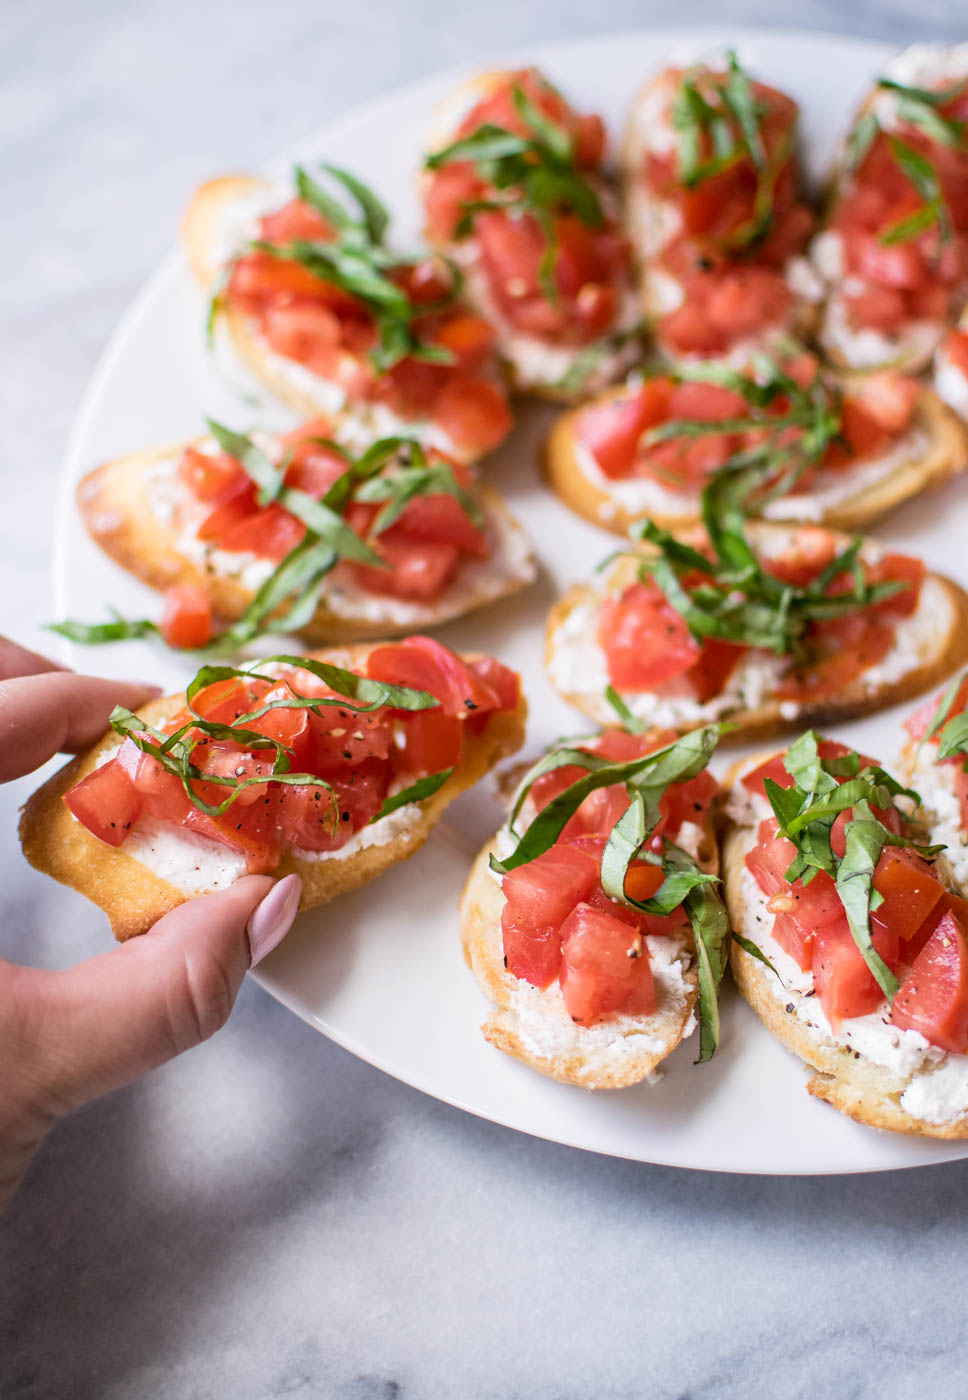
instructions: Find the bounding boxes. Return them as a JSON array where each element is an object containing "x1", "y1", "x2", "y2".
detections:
[
  {"x1": 421, "y1": 66, "x2": 643, "y2": 400},
  {"x1": 75, "y1": 419, "x2": 536, "y2": 647},
  {"x1": 183, "y1": 166, "x2": 513, "y2": 463},
  {"x1": 724, "y1": 732, "x2": 968, "y2": 1137},
  {"x1": 459, "y1": 724, "x2": 727, "y2": 1087},
  {"x1": 621, "y1": 51, "x2": 819, "y2": 361},
  {"x1": 20, "y1": 637, "x2": 526, "y2": 941},
  {"x1": 900, "y1": 673, "x2": 968, "y2": 896},
  {"x1": 545, "y1": 355, "x2": 967, "y2": 535},
  {"x1": 545, "y1": 509, "x2": 968, "y2": 738},
  {"x1": 811, "y1": 42, "x2": 968, "y2": 372}
]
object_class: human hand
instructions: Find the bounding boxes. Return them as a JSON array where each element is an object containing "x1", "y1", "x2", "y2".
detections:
[{"x1": 0, "y1": 637, "x2": 301, "y2": 1210}]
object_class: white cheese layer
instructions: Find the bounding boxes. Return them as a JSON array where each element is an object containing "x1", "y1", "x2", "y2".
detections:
[
  {"x1": 819, "y1": 287, "x2": 942, "y2": 371},
  {"x1": 910, "y1": 751, "x2": 968, "y2": 893},
  {"x1": 144, "y1": 446, "x2": 536, "y2": 626},
  {"x1": 935, "y1": 352, "x2": 968, "y2": 422},
  {"x1": 507, "y1": 931, "x2": 694, "y2": 1067},
  {"x1": 736, "y1": 855, "x2": 968, "y2": 1126},
  {"x1": 573, "y1": 422, "x2": 930, "y2": 526},
  {"x1": 547, "y1": 565, "x2": 951, "y2": 727}
]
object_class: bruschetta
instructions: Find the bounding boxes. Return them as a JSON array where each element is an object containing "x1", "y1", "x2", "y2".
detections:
[
  {"x1": 724, "y1": 732, "x2": 968, "y2": 1138},
  {"x1": 20, "y1": 637, "x2": 526, "y2": 941},
  {"x1": 421, "y1": 67, "x2": 643, "y2": 400},
  {"x1": 545, "y1": 514, "x2": 968, "y2": 739},
  {"x1": 811, "y1": 42, "x2": 968, "y2": 372},
  {"x1": 899, "y1": 673, "x2": 968, "y2": 896},
  {"x1": 459, "y1": 723, "x2": 727, "y2": 1088},
  {"x1": 545, "y1": 354, "x2": 967, "y2": 535},
  {"x1": 621, "y1": 51, "x2": 819, "y2": 361},
  {"x1": 934, "y1": 309, "x2": 968, "y2": 421},
  {"x1": 183, "y1": 167, "x2": 513, "y2": 463},
  {"x1": 74, "y1": 418, "x2": 536, "y2": 647}
]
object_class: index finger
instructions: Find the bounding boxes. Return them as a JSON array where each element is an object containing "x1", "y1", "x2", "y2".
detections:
[
  {"x1": 0, "y1": 672, "x2": 162, "y2": 782},
  {"x1": 0, "y1": 635, "x2": 71, "y2": 682}
]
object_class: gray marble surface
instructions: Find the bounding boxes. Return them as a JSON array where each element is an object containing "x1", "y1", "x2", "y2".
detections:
[{"x1": 3, "y1": 2, "x2": 968, "y2": 1396}]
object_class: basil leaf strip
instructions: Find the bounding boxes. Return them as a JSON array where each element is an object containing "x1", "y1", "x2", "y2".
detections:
[
  {"x1": 368, "y1": 767, "x2": 455, "y2": 823},
  {"x1": 48, "y1": 617, "x2": 159, "y2": 644},
  {"x1": 732, "y1": 932, "x2": 779, "y2": 978}
]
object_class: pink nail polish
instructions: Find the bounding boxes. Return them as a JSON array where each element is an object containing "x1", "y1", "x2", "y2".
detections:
[{"x1": 247, "y1": 873, "x2": 302, "y2": 965}]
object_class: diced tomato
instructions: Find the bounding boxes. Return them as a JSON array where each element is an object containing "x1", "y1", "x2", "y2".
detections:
[
  {"x1": 366, "y1": 636, "x2": 502, "y2": 717},
  {"x1": 270, "y1": 761, "x2": 389, "y2": 853},
  {"x1": 227, "y1": 252, "x2": 342, "y2": 310},
  {"x1": 945, "y1": 328, "x2": 968, "y2": 378},
  {"x1": 197, "y1": 475, "x2": 258, "y2": 542},
  {"x1": 392, "y1": 492, "x2": 489, "y2": 557},
  {"x1": 686, "y1": 639, "x2": 747, "y2": 703},
  {"x1": 745, "y1": 818, "x2": 797, "y2": 898},
  {"x1": 424, "y1": 162, "x2": 482, "y2": 240},
  {"x1": 563, "y1": 783, "x2": 631, "y2": 840},
  {"x1": 258, "y1": 197, "x2": 334, "y2": 244},
  {"x1": 870, "y1": 848, "x2": 945, "y2": 944},
  {"x1": 259, "y1": 301, "x2": 349, "y2": 379},
  {"x1": 776, "y1": 613, "x2": 893, "y2": 705},
  {"x1": 599, "y1": 583, "x2": 702, "y2": 691},
  {"x1": 217, "y1": 504, "x2": 307, "y2": 563},
  {"x1": 865, "y1": 553, "x2": 924, "y2": 619},
  {"x1": 467, "y1": 656, "x2": 520, "y2": 713},
  {"x1": 771, "y1": 912, "x2": 815, "y2": 971},
  {"x1": 576, "y1": 380, "x2": 674, "y2": 479},
  {"x1": 160, "y1": 585, "x2": 213, "y2": 650},
  {"x1": 559, "y1": 902, "x2": 656, "y2": 1023},
  {"x1": 190, "y1": 738, "x2": 277, "y2": 806},
  {"x1": 432, "y1": 376, "x2": 513, "y2": 456},
  {"x1": 177, "y1": 448, "x2": 243, "y2": 501},
  {"x1": 660, "y1": 769, "x2": 719, "y2": 838},
  {"x1": 396, "y1": 710, "x2": 463, "y2": 776},
  {"x1": 190, "y1": 676, "x2": 273, "y2": 726},
  {"x1": 350, "y1": 535, "x2": 460, "y2": 600},
  {"x1": 891, "y1": 912, "x2": 968, "y2": 1053},
  {"x1": 765, "y1": 529, "x2": 839, "y2": 587},
  {"x1": 905, "y1": 679, "x2": 968, "y2": 744},
  {"x1": 813, "y1": 918, "x2": 901, "y2": 1028},
  {"x1": 63, "y1": 758, "x2": 143, "y2": 847},
  {"x1": 501, "y1": 845, "x2": 599, "y2": 986},
  {"x1": 307, "y1": 706, "x2": 393, "y2": 773},
  {"x1": 741, "y1": 741, "x2": 873, "y2": 796},
  {"x1": 431, "y1": 314, "x2": 496, "y2": 372}
]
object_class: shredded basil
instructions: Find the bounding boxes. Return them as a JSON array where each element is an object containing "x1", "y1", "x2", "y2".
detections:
[
  {"x1": 732, "y1": 931, "x2": 779, "y2": 977},
  {"x1": 759, "y1": 731, "x2": 941, "y2": 1000},
  {"x1": 48, "y1": 616, "x2": 160, "y2": 644},
  {"x1": 369, "y1": 767, "x2": 455, "y2": 823}
]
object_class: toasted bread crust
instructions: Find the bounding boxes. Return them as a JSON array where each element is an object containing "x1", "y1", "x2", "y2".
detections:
[
  {"x1": 545, "y1": 384, "x2": 968, "y2": 536},
  {"x1": 544, "y1": 525, "x2": 968, "y2": 741},
  {"x1": 722, "y1": 821, "x2": 968, "y2": 1138},
  {"x1": 76, "y1": 444, "x2": 534, "y2": 643},
  {"x1": 19, "y1": 645, "x2": 527, "y2": 942}
]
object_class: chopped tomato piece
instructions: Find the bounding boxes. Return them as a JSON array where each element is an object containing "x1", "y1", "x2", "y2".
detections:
[
  {"x1": 393, "y1": 492, "x2": 489, "y2": 557},
  {"x1": 366, "y1": 636, "x2": 502, "y2": 717},
  {"x1": 160, "y1": 585, "x2": 213, "y2": 650},
  {"x1": 178, "y1": 448, "x2": 243, "y2": 501},
  {"x1": 63, "y1": 758, "x2": 143, "y2": 847},
  {"x1": 870, "y1": 849, "x2": 945, "y2": 944},
  {"x1": 467, "y1": 656, "x2": 520, "y2": 713},
  {"x1": 396, "y1": 710, "x2": 463, "y2": 776},
  {"x1": 891, "y1": 912, "x2": 968, "y2": 1053},
  {"x1": 741, "y1": 741, "x2": 873, "y2": 796},
  {"x1": 501, "y1": 845, "x2": 599, "y2": 987},
  {"x1": 945, "y1": 328, "x2": 968, "y2": 377},
  {"x1": 351, "y1": 536, "x2": 460, "y2": 600},
  {"x1": 575, "y1": 380, "x2": 672, "y2": 479},
  {"x1": 599, "y1": 583, "x2": 701, "y2": 691},
  {"x1": 559, "y1": 903, "x2": 655, "y2": 1023},
  {"x1": 813, "y1": 919, "x2": 901, "y2": 1028},
  {"x1": 865, "y1": 553, "x2": 924, "y2": 619},
  {"x1": 217, "y1": 504, "x2": 307, "y2": 562},
  {"x1": 686, "y1": 639, "x2": 747, "y2": 703},
  {"x1": 197, "y1": 476, "x2": 259, "y2": 541},
  {"x1": 432, "y1": 376, "x2": 513, "y2": 456}
]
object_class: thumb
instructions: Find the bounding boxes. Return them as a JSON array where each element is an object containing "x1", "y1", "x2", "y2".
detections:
[{"x1": 11, "y1": 873, "x2": 302, "y2": 1119}]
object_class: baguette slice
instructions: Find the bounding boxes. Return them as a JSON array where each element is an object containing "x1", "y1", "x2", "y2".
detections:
[
  {"x1": 20, "y1": 644, "x2": 527, "y2": 942},
  {"x1": 76, "y1": 442, "x2": 536, "y2": 643},
  {"x1": 422, "y1": 70, "x2": 643, "y2": 402},
  {"x1": 182, "y1": 176, "x2": 507, "y2": 463},
  {"x1": 620, "y1": 64, "x2": 820, "y2": 361},
  {"x1": 811, "y1": 43, "x2": 968, "y2": 374},
  {"x1": 897, "y1": 679, "x2": 968, "y2": 897},
  {"x1": 545, "y1": 381, "x2": 968, "y2": 536},
  {"x1": 545, "y1": 526, "x2": 968, "y2": 741},
  {"x1": 458, "y1": 753, "x2": 718, "y2": 1089},
  {"x1": 723, "y1": 760, "x2": 968, "y2": 1138}
]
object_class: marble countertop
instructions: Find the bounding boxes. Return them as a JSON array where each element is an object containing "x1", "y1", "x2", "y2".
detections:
[{"x1": 3, "y1": 2, "x2": 968, "y2": 1396}]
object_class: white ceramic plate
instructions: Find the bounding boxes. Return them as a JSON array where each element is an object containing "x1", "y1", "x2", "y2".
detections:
[{"x1": 54, "y1": 27, "x2": 968, "y2": 1173}]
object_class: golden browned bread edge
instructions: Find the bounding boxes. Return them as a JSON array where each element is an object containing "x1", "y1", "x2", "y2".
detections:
[
  {"x1": 19, "y1": 646, "x2": 527, "y2": 943},
  {"x1": 722, "y1": 822, "x2": 968, "y2": 1138},
  {"x1": 544, "y1": 384, "x2": 967, "y2": 536},
  {"x1": 75, "y1": 446, "x2": 534, "y2": 643}
]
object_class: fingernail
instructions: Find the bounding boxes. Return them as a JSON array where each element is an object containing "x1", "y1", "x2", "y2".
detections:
[
  {"x1": 135, "y1": 683, "x2": 164, "y2": 698},
  {"x1": 247, "y1": 873, "x2": 302, "y2": 965}
]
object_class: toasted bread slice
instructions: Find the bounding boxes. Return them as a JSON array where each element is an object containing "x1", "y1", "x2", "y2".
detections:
[
  {"x1": 620, "y1": 66, "x2": 820, "y2": 359},
  {"x1": 545, "y1": 382, "x2": 968, "y2": 536},
  {"x1": 544, "y1": 526, "x2": 968, "y2": 740},
  {"x1": 722, "y1": 765, "x2": 968, "y2": 1138},
  {"x1": 422, "y1": 71, "x2": 643, "y2": 402},
  {"x1": 76, "y1": 442, "x2": 536, "y2": 643},
  {"x1": 20, "y1": 645, "x2": 527, "y2": 942},
  {"x1": 459, "y1": 841, "x2": 709, "y2": 1089},
  {"x1": 934, "y1": 312, "x2": 968, "y2": 423}
]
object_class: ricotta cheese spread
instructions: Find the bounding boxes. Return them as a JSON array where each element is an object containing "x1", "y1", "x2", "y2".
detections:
[
  {"x1": 935, "y1": 351, "x2": 968, "y2": 422},
  {"x1": 910, "y1": 754, "x2": 968, "y2": 891}
]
